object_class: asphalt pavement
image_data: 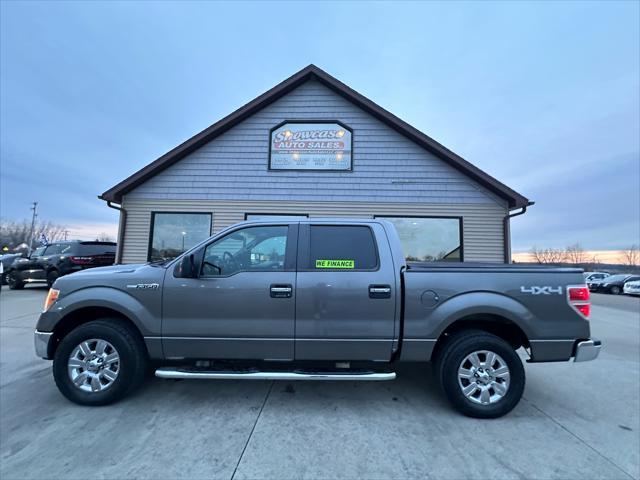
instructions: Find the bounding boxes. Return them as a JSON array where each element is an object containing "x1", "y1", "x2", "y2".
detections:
[{"x1": 1, "y1": 286, "x2": 638, "y2": 480}]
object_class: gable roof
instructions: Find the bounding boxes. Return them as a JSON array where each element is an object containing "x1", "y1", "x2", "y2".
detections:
[{"x1": 100, "y1": 64, "x2": 531, "y2": 208}]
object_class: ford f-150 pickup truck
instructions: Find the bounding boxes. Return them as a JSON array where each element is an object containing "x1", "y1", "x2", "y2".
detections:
[{"x1": 34, "y1": 219, "x2": 601, "y2": 418}]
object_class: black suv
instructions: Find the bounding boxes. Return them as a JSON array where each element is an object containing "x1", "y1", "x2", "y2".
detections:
[{"x1": 6, "y1": 241, "x2": 116, "y2": 289}]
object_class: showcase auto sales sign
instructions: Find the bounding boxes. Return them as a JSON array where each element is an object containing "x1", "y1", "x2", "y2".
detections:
[{"x1": 269, "y1": 122, "x2": 352, "y2": 170}]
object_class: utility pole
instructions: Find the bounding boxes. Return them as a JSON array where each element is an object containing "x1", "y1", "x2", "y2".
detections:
[{"x1": 27, "y1": 202, "x2": 38, "y2": 256}]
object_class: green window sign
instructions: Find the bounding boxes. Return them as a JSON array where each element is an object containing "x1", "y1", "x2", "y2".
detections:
[{"x1": 315, "y1": 259, "x2": 355, "y2": 269}]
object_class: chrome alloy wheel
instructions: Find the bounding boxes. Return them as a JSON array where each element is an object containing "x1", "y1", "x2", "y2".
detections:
[
  {"x1": 457, "y1": 350, "x2": 510, "y2": 405},
  {"x1": 68, "y1": 339, "x2": 120, "y2": 393}
]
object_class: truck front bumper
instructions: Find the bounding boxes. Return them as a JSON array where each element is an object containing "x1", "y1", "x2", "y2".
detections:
[
  {"x1": 34, "y1": 330, "x2": 53, "y2": 359},
  {"x1": 573, "y1": 338, "x2": 601, "y2": 362}
]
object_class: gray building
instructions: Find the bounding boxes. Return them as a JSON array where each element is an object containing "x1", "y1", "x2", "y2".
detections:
[{"x1": 100, "y1": 65, "x2": 531, "y2": 265}]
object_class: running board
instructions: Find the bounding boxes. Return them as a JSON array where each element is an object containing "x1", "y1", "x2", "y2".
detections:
[{"x1": 155, "y1": 368, "x2": 396, "y2": 381}]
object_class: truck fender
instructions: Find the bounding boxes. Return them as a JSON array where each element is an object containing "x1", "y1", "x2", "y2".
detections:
[
  {"x1": 430, "y1": 291, "x2": 535, "y2": 340},
  {"x1": 39, "y1": 286, "x2": 160, "y2": 337}
]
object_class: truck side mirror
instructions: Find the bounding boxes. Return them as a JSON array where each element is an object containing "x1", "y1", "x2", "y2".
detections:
[{"x1": 174, "y1": 254, "x2": 197, "y2": 278}]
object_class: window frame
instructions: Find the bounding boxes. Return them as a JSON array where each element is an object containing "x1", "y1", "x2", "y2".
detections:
[
  {"x1": 147, "y1": 211, "x2": 213, "y2": 262},
  {"x1": 297, "y1": 223, "x2": 381, "y2": 272},
  {"x1": 198, "y1": 223, "x2": 299, "y2": 278},
  {"x1": 374, "y1": 215, "x2": 464, "y2": 262}
]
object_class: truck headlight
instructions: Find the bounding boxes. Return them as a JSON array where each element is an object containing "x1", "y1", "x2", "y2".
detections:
[{"x1": 43, "y1": 289, "x2": 60, "y2": 312}]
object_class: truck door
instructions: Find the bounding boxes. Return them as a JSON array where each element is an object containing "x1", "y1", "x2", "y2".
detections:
[
  {"x1": 295, "y1": 222, "x2": 398, "y2": 361},
  {"x1": 162, "y1": 223, "x2": 298, "y2": 360}
]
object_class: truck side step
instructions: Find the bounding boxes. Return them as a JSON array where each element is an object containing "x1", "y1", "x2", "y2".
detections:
[{"x1": 155, "y1": 367, "x2": 396, "y2": 381}]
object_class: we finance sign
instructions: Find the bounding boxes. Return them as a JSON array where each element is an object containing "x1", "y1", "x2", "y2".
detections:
[{"x1": 269, "y1": 122, "x2": 352, "y2": 171}]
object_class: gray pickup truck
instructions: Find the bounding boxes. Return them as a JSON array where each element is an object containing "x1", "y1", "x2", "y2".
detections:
[{"x1": 34, "y1": 219, "x2": 600, "y2": 418}]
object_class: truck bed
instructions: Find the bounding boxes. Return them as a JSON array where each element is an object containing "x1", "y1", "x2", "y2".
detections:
[{"x1": 400, "y1": 261, "x2": 590, "y2": 363}]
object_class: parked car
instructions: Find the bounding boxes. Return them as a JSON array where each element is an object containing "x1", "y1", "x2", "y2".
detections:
[
  {"x1": 583, "y1": 271, "x2": 609, "y2": 283},
  {"x1": 0, "y1": 253, "x2": 22, "y2": 285},
  {"x1": 584, "y1": 272, "x2": 611, "y2": 291},
  {"x1": 5, "y1": 246, "x2": 47, "y2": 289},
  {"x1": 623, "y1": 280, "x2": 640, "y2": 296},
  {"x1": 6, "y1": 241, "x2": 116, "y2": 289},
  {"x1": 590, "y1": 274, "x2": 640, "y2": 295},
  {"x1": 34, "y1": 219, "x2": 600, "y2": 418}
]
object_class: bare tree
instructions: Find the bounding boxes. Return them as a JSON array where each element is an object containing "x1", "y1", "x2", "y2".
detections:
[
  {"x1": 623, "y1": 244, "x2": 639, "y2": 266},
  {"x1": 96, "y1": 232, "x2": 115, "y2": 242},
  {"x1": 530, "y1": 246, "x2": 543, "y2": 264},
  {"x1": 530, "y1": 246, "x2": 567, "y2": 264},
  {"x1": 35, "y1": 221, "x2": 66, "y2": 244},
  {"x1": 565, "y1": 243, "x2": 586, "y2": 265},
  {"x1": 0, "y1": 218, "x2": 67, "y2": 250}
]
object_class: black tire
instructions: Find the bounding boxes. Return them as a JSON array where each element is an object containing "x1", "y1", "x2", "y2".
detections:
[
  {"x1": 435, "y1": 330, "x2": 525, "y2": 418},
  {"x1": 52, "y1": 319, "x2": 148, "y2": 406},
  {"x1": 46, "y1": 269, "x2": 60, "y2": 288},
  {"x1": 609, "y1": 285, "x2": 621, "y2": 295},
  {"x1": 6, "y1": 271, "x2": 24, "y2": 290}
]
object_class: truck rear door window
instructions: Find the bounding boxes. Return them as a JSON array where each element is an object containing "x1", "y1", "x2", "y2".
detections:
[{"x1": 308, "y1": 226, "x2": 378, "y2": 270}]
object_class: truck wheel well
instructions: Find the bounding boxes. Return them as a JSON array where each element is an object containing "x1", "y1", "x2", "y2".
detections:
[
  {"x1": 432, "y1": 314, "x2": 530, "y2": 361},
  {"x1": 50, "y1": 307, "x2": 147, "y2": 358}
]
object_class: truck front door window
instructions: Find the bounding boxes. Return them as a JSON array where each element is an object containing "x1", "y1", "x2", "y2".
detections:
[{"x1": 202, "y1": 226, "x2": 288, "y2": 276}]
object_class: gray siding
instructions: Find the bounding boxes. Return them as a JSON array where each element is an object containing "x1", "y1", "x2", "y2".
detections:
[
  {"x1": 120, "y1": 78, "x2": 510, "y2": 264},
  {"x1": 120, "y1": 198, "x2": 507, "y2": 264},
  {"x1": 126, "y1": 80, "x2": 507, "y2": 206}
]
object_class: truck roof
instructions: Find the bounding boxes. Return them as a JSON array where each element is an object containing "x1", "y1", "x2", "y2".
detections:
[{"x1": 238, "y1": 217, "x2": 391, "y2": 225}]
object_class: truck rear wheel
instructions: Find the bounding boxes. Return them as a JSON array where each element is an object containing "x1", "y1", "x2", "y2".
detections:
[
  {"x1": 52, "y1": 319, "x2": 148, "y2": 406},
  {"x1": 436, "y1": 330, "x2": 525, "y2": 418}
]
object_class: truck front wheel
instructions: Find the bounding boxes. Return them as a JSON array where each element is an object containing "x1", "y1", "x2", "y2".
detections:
[
  {"x1": 52, "y1": 319, "x2": 148, "y2": 406},
  {"x1": 436, "y1": 330, "x2": 525, "y2": 418}
]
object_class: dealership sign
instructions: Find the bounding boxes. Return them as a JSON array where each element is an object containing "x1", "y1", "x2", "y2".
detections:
[{"x1": 269, "y1": 122, "x2": 352, "y2": 170}]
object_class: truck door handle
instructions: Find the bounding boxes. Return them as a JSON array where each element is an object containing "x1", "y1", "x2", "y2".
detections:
[
  {"x1": 270, "y1": 284, "x2": 292, "y2": 298},
  {"x1": 369, "y1": 285, "x2": 391, "y2": 299}
]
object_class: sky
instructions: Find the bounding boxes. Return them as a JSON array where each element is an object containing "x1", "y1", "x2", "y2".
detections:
[{"x1": 1, "y1": 1, "x2": 639, "y2": 251}]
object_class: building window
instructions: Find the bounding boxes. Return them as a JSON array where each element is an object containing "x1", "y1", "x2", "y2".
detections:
[
  {"x1": 375, "y1": 216, "x2": 463, "y2": 262},
  {"x1": 201, "y1": 225, "x2": 288, "y2": 276},
  {"x1": 244, "y1": 213, "x2": 308, "y2": 220},
  {"x1": 148, "y1": 212, "x2": 212, "y2": 262},
  {"x1": 308, "y1": 225, "x2": 378, "y2": 270}
]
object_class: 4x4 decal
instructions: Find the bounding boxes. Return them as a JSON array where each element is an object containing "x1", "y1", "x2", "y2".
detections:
[{"x1": 520, "y1": 286, "x2": 563, "y2": 295}]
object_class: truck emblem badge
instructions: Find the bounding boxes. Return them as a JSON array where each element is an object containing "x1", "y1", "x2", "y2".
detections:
[
  {"x1": 126, "y1": 283, "x2": 159, "y2": 290},
  {"x1": 520, "y1": 286, "x2": 563, "y2": 295}
]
